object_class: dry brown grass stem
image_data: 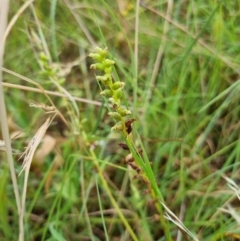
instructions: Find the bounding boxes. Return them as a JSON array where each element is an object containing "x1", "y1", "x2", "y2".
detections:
[
  {"x1": 19, "y1": 116, "x2": 55, "y2": 176},
  {"x1": 19, "y1": 115, "x2": 56, "y2": 240},
  {"x1": 3, "y1": 0, "x2": 35, "y2": 46},
  {"x1": 0, "y1": 1, "x2": 22, "y2": 240},
  {"x1": 2, "y1": 68, "x2": 103, "y2": 106}
]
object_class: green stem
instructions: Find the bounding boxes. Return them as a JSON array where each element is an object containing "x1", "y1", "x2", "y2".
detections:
[
  {"x1": 89, "y1": 149, "x2": 140, "y2": 241},
  {"x1": 126, "y1": 139, "x2": 173, "y2": 241}
]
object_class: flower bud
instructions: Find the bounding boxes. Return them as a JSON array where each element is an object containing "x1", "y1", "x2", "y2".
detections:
[
  {"x1": 105, "y1": 66, "x2": 112, "y2": 74},
  {"x1": 112, "y1": 81, "x2": 125, "y2": 90},
  {"x1": 96, "y1": 74, "x2": 112, "y2": 85},
  {"x1": 39, "y1": 52, "x2": 49, "y2": 62},
  {"x1": 117, "y1": 107, "x2": 131, "y2": 116},
  {"x1": 90, "y1": 63, "x2": 105, "y2": 70},
  {"x1": 89, "y1": 53, "x2": 102, "y2": 61},
  {"x1": 108, "y1": 112, "x2": 122, "y2": 121},
  {"x1": 111, "y1": 123, "x2": 123, "y2": 131},
  {"x1": 104, "y1": 59, "x2": 115, "y2": 67},
  {"x1": 109, "y1": 98, "x2": 119, "y2": 105},
  {"x1": 96, "y1": 47, "x2": 108, "y2": 57},
  {"x1": 113, "y1": 89, "x2": 122, "y2": 100},
  {"x1": 100, "y1": 89, "x2": 113, "y2": 97},
  {"x1": 96, "y1": 75, "x2": 108, "y2": 82}
]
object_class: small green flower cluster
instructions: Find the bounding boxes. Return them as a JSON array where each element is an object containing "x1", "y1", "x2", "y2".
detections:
[{"x1": 89, "y1": 47, "x2": 131, "y2": 134}]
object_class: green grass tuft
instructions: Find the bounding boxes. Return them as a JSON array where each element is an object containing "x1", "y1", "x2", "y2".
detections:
[{"x1": 1, "y1": 1, "x2": 240, "y2": 240}]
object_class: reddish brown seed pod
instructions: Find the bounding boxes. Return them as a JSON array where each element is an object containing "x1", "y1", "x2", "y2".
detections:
[
  {"x1": 124, "y1": 153, "x2": 134, "y2": 163},
  {"x1": 125, "y1": 118, "x2": 136, "y2": 134},
  {"x1": 112, "y1": 104, "x2": 118, "y2": 110},
  {"x1": 118, "y1": 142, "x2": 129, "y2": 150}
]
